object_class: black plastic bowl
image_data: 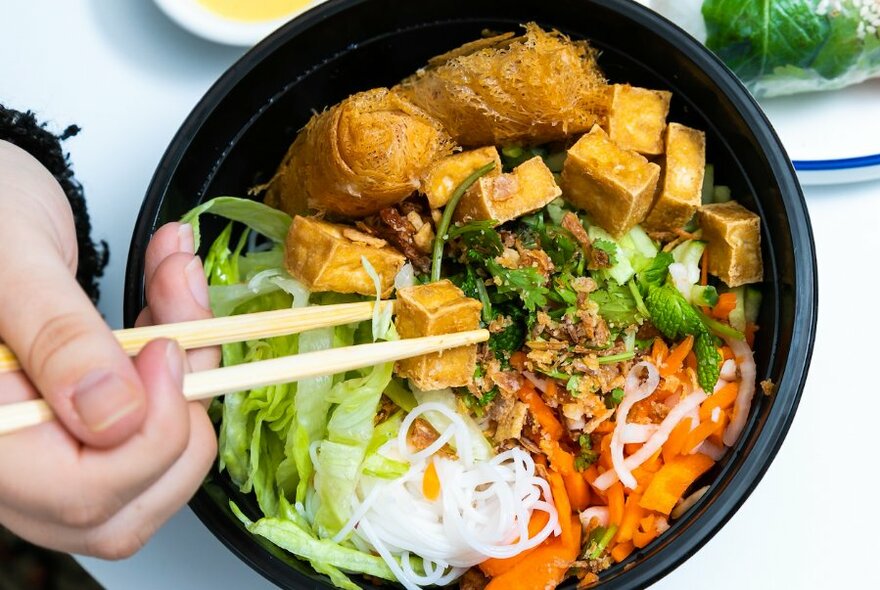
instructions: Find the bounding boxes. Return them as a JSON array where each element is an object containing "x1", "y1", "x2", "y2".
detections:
[{"x1": 124, "y1": 0, "x2": 817, "y2": 587}]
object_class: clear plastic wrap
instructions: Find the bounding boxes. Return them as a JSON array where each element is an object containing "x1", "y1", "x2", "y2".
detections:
[{"x1": 646, "y1": 0, "x2": 880, "y2": 97}]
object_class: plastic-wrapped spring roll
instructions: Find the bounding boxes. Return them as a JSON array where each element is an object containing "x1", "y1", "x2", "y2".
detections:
[
  {"x1": 396, "y1": 23, "x2": 610, "y2": 146},
  {"x1": 266, "y1": 88, "x2": 453, "y2": 218},
  {"x1": 646, "y1": 0, "x2": 880, "y2": 98}
]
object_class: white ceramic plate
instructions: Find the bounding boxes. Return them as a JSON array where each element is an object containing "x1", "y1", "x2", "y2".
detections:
[
  {"x1": 759, "y1": 79, "x2": 880, "y2": 186},
  {"x1": 153, "y1": 0, "x2": 327, "y2": 46}
]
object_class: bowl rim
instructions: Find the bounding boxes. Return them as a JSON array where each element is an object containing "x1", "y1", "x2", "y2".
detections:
[{"x1": 125, "y1": 0, "x2": 818, "y2": 588}]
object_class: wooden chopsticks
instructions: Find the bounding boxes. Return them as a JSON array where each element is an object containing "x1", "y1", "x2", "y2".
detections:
[
  {"x1": 0, "y1": 329, "x2": 488, "y2": 436},
  {"x1": 0, "y1": 300, "x2": 489, "y2": 436},
  {"x1": 0, "y1": 300, "x2": 392, "y2": 373}
]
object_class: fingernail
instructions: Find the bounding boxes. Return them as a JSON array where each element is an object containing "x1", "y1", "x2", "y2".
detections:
[
  {"x1": 185, "y1": 257, "x2": 211, "y2": 311},
  {"x1": 164, "y1": 340, "x2": 185, "y2": 383},
  {"x1": 178, "y1": 223, "x2": 195, "y2": 255},
  {"x1": 73, "y1": 370, "x2": 142, "y2": 432}
]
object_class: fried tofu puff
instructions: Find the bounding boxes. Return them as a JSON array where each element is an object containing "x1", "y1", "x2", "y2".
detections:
[
  {"x1": 284, "y1": 216, "x2": 405, "y2": 297},
  {"x1": 397, "y1": 23, "x2": 609, "y2": 146},
  {"x1": 421, "y1": 147, "x2": 503, "y2": 209},
  {"x1": 266, "y1": 88, "x2": 453, "y2": 218},
  {"x1": 644, "y1": 123, "x2": 706, "y2": 232},
  {"x1": 453, "y1": 156, "x2": 561, "y2": 225},
  {"x1": 606, "y1": 84, "x2": 672, "y2": 156},
  {"x1": 395, "y1": 280, "x2": 482, "y2": 391},
  {"x1": 561, "y1": 125, "x2": 661, "y2": 237},
  {"x1": 698, "y1": 201, "x2": 763, "y2": 287}
]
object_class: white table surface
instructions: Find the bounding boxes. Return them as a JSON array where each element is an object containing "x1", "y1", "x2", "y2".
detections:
[{"x1": 2, "y1": 2, "x2": 878, "y2": 589}]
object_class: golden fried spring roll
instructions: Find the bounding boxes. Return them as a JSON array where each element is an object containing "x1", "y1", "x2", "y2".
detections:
[
  {"x1": 267, "y1": 88, "x2": 453, "y2": 218},
  {"x1": 397, "y1": 23, "x2": 609, "y2": 146}
]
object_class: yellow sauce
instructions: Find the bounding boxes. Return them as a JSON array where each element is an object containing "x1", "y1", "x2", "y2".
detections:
[{"x1": 197, "y1": 0, "x2": 311, "y2": 22}]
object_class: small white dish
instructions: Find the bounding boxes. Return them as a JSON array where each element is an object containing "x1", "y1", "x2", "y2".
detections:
[
  {"x1": 759, "y1": 79, "x2": 880, "y2": 186},
  {"x1": 153, "y1": 0, "x2": 326, "y2": 47}
]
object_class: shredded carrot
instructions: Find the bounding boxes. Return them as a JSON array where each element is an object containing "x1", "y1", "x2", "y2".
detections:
[
  {"x1": 745, "y1": 322, "x2": 758, "y2": 347},
  {"x1": 510, "y1": 351, "x2": 527, "y2": 372},
  {"x1": 699, "y1": 381, "x2": 738, "y2": 422},
  {"x1": 527, "y1": 510, "x2": 552, "y2": 540},
  {"x1": 652, "y1": 338, "x2": 669, "y2": 366},
  {"x1": 631, "y1": 449, "x2": 663, "y2": 494},
  {"x1": 599, "y1": 433, "x2": 613, "y2": 470},
  {"x1": 642, "y1": 448, "x2": 663, "y2": 472},
  {"x1": 633, "y1": 515, "x2": 658, "y2": 547},
  {"x1": 583, "y1": 465, "x2": 608, "y2": 502},
  {"x1": 545, "y1": 443, "x2": 574, "y2": 474},
  {"x1": 662, "y1": 418, "x2": 693, "y2": 463},
  {"x1": 682, "y1": 421, "x2": 718, "y2": 455},
  {"x1": 700, "y1": 247, "x2": 708, "y2": 286},
  {"x1": 720, "y1": 346, "x2": 735, "y2": 361},
  {"x1": 712, "y1": 292, "x2": 737, "y2": 319},
  {"x1": 594, "y1": 420, "x2": 615, "y2": 434},
  {"x1": 632, "y1": 514, "x2": 659, "y2": 548},
  {"x1": 607, "y1": 481, "x2": 625, "y2": 527},
  {"x1": 709, "y1": 411, "x2": 729, "y2": 447},
  {"x1": 423, "y1": 460, "x2": 440, "y2": 501},
  {"x1": 485, "y1": 472, "x2": 581, "y2": 590},
  {"x1": 632, "y1": 467, "x2": 656, "y2": 495},
  {"x1": 548, "y1": 472, "x2": 573, "y2": 548},
  {"x1": 582, "y1": 464, "x2": 599, "y2": 485},
  {"x1": 518, "y1": 382, "x2": 565, "y2": 441},
  {"x1": 632, "y1": 527, "x2": 658, "y2": 549},
  {"x1": 624, "y1": 442, "x2": 642, "y2": 457},
  {"x1": 565, "y1": 472, "x2": 590, "y2": 512},
  {"x1": 590, "y1": 491, "x2": 608, "y2": 506},
  {"x1": 479, "y1": 510, "x2": 551, "y2": 577},
  {"x1": 684, "y1": 350, "x2": 698, "y2": 371},
  {"x1": 639, "y1": 453, "x2": 715, "y2": 515},
  {"x1": 545, "y1": 378, "x2": 558, "y2": 399},
  {"x1": 610, "y1": 541, "x2": 635, "y2": 563},
  {"x1": 483, "y1": 516, "x2": 581, "y2": 590},
  {"x1": 546, "y1": 443, "x2": 590, "y2": 511},
  {"x1": 660, "y1": 335, "x2": 694, "y2": 377},
  {"x1": 616, "y1": 493, "x2": 645, "y2": 544}
]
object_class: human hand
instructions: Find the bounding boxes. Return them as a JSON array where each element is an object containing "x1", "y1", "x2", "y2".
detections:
[{"x1": 0, "y1": 140, "x2": 219, "y2": 558}]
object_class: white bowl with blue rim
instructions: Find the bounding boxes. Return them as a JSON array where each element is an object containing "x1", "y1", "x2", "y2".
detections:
[{"x1": 760, "y1": 80, "x2": 880, "y2": 186}]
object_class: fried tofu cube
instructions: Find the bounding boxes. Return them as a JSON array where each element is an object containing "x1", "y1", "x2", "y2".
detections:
[
  {"x1": 395, "y1": 280, "x2": 482, "y2": 390},
  {"x1": 453, "y1": 156, "x2": 561, "y2": 225},
  {"x1": 607, "y1": 85, "x2": 672, "y2": 156},
  {"x1": 561, "y1": 125, "x2": 661, "y2": 237},
  {"x1": 284, "y1": 216, "x2": 405, "y2": 297},
  {"x1": 644, "y1": 123, "x2": 707, "y2": 231},
  {"x1": 698, "y1": 201, "x2": 763, "y2": 287},
  {"x1": 421, "y1": 147, "x2": 502, "y2": 208}
]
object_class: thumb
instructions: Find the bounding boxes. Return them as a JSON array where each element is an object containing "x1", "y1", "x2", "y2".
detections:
[
  {"x1": 0, "y1": 249, "x2": 146, "y2": 448},
  {"x1": 0, "y1": 217, "x2": 145, "y2": 450}
]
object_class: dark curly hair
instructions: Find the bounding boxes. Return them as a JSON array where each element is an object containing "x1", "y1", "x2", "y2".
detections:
[{"x1": 0, "y1": 105, "x2": 108, "y2": 304}]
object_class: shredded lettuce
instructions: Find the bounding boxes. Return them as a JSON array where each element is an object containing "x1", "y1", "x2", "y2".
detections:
[
  {"x1": 587, "y1": 226, "x2": 634, "y2": 284},
  {"x1": 231, "y1": 503, "x2": 396, "y2": 587},
  {"x1": 182, "y1": 196, "x2": 292, "y2": 250},
  {"x1": 190, "y1": 198, "x2": 410, "y2": 585},
  {"x1": 361, "y1": 256, "x2": 393, "y2": 341},
  {"x1": 671, "y1": 240, "x2": 705, "y2": 285},
  {"x1": 280, "y1": 327, "x2": 334, "y2": 504},
  {"x1": 362, "y1": 412, "x2": 409, "y2": 479},
  {"x1": 314, "y1": 360, "x2": 394, "y2": 538},
  {"x1": 587, "y1": 225, "x2": 660, "y2": 285}
]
